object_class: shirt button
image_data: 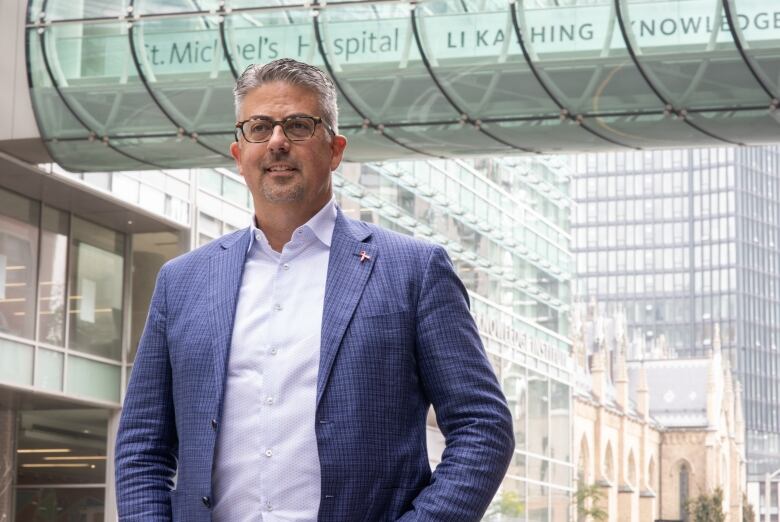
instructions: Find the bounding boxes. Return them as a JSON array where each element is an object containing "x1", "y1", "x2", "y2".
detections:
[
  {"x1": 265, "y1": 396, "x2": 274, "y2": 405},
  {"x1": 210, "y1": 419, "x2": 218, "y2": 431},
  {"x1": 202, "y1": 496, "x2": 211, "y2": 508},
  {"x1": 274, "y1": 303, "x2": 282, "y2": 311},
  {"x1": 265, "y1": 449, "x2": 273, "y2": 457},
  {"x1": 283, "y1": 263, "x2": 290, "y2": 270},
  {"x1": 270, "y1": 347, "x2": 278, "y2": 355},
  {"x1": 265, "y1": 500, "x2": 273, "y2": 511}
]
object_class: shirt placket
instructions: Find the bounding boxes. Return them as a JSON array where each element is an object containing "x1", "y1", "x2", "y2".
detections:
[{"x1": 261, "y1": 236, "x2": 305, "y2": 517}]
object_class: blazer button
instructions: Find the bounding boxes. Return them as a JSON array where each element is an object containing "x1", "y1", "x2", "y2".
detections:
[
  {"x1": 210, "y1": 418, "x2": 218, "y2": 431},
  {"x1": 202, "y1": 496, "x2": 211, "y2": 508}
]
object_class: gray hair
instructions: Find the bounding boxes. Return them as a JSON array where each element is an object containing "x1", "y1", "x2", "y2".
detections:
[{"x1": 233, "y1": 59, "x2": 339, "y2": 134}]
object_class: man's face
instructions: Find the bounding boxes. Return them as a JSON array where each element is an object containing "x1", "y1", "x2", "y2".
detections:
[{"x1": 230, "y1": 81, "x2": 347, "y2": 213}]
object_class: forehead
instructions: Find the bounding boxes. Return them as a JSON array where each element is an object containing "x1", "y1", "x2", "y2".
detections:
[{"x1": 239, "y1": 81, "x2": 321, "y2": 120}]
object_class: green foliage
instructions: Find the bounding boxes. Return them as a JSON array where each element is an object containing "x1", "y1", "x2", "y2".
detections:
[
  {"x1": 485, "y1": 490, "x2": 525, "y2": 518},
  {"x1": 687, "y1": 487, "x2": 726, "y2": 522},
  {"x1": 742, "y1": 494, "x2": 756, "y2": 522},
  {"x1": 574, "y1": 482, "x2": 608, "y2": 522}
]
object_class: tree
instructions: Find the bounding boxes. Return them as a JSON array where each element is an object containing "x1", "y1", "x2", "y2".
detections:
[
  {"x1": 743, "y1": 494, "x2": 756, "y2": 522},
  {"x1": 687, "y1": 487, "x2": 726, "y2": 522},
  {"x1": 574, "y1": 482, "x2": 608, "y2": 522},
  {"x1": 484, "y1": 490, "x2": 525, "y2": 520}
]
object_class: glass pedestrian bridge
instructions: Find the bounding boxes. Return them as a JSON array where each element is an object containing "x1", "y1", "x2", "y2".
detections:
[{"x1": 26, "y1": 0, "x2": 780, "y2": 171}]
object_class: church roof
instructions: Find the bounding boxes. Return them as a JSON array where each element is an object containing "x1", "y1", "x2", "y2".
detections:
[{"x1": 628, "y1": 358, "x2": 710, "y2": 428}]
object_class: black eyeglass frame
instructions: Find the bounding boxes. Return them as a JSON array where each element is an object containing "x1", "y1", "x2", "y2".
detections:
[{"x1": 234, "y1": 115, "x2": 335, "y2": 143}]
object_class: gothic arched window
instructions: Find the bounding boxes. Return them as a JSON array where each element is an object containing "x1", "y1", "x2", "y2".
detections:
[{"x1": 679, "y1": 462, "x2": 690, "y2": 522}]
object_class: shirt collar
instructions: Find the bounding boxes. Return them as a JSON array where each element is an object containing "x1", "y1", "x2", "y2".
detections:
[{"x1": 248, "y1": 198, "x2": 337, "y2": 254}]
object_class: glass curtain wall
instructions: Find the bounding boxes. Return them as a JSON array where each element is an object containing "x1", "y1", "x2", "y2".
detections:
[
  {"x1": 15, "y1": 408, "x2": 109, "y2": 522},
  {"x1": 55, "y1": 154, "x2": 573, "y2": 520},
  {"x1": 0, "y1": 186, "x2": 126, "y2": 404}
]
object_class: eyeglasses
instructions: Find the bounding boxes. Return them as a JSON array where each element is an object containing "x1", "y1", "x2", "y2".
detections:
[{"x1": 234, "y1": 115, "x2": 334, "y2": 143}]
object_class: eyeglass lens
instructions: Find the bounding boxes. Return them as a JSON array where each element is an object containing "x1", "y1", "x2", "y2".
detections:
[{"x1": 243, "y1": 117, "x2": 316, "y2": 142}]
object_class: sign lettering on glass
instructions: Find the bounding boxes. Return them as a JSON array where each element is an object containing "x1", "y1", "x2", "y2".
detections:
[{"x1": 61, "y1": 0, "x2": 780, "y2": 77}]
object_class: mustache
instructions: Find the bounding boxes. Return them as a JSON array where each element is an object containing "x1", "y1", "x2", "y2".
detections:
[{"x1": 261, "y1": 151, "x2": 299, "y2": 171}]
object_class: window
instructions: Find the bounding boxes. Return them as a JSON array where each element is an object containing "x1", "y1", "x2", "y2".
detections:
[
  {"x1": 0, "y1": 187, "x2": 40, "y2": 340},
  {"x1": 67, "y1": 217, "x2": 125, "y2": 360},
  {"x1": 679, "y1": 463, "x2": 690, "y2": 521}
]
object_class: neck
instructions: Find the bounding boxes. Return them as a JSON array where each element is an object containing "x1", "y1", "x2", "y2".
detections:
[{"x1": 254, "y1": 198, "x2": 329, "y2": 252}]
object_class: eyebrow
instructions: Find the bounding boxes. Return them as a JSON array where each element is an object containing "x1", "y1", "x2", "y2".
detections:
[{"x1": 245, "y1": 112, "x2": 315, "y2": 120}]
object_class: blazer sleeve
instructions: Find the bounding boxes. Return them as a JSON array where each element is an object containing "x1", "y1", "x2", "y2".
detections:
[
  {"x1": 115, "y1": 264, "x2": 178, "y2": 521},
  {"x1": 399, "y1": 245, "x2": 515, "y2": 521}
]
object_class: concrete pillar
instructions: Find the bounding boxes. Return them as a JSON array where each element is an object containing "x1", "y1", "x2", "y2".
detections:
[
  {"x1": 639, "y1": 491, "x2": 656, "y2": 522},
  {"x1": 0, "y1": 408, "x2": 17, "y2": 522},
  {"x1": 618, "y1": 485, "x2": 636, "y2": 521}
]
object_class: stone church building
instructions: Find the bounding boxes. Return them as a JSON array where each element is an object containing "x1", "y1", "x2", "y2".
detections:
[{"x1": 572, "y1": 302, "x2": 747, "y2": 521}]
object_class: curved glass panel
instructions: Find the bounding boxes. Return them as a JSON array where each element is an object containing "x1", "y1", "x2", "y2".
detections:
[
  {"x1": 136, "y1": 0, "x2": 220, "y2": 15},
  {"x1": 26, "y1": 0, "x2": 780, "y2": 169},
  {"x1": 27, "y1": 29, "x2": 87, "y2": 140},
  {"x1": 47, "y1": 140, "x2": 147, "y2": 171},
  {"x1": 387, "y1": 124, "x2": 514, "y2": 157},
  {"x1": 199, "y1": 133, "x2": 235, "y2": 157},
  {"x1": 228, "y1": 0, "x2": 308, "y2": 7},
  {"x1": 521, "y1": 0, "x2": 661, "y2": 115},
  {"x1": 580, "y1": 112, "x2": 721, "y2": 148},
  {"x1": 42, "y1": 21, "x2": 175, "y2": 136},
  {"x1": 340, "y1": 129, "x2": 431, "y2": 162},
  {"x1": 729, "y1": 0, "x2": 780, "y2": 96},
  {"x1": 622, "y1": 0, "x2": 766, "y2": 110},
  {"x1": 486, "y1": 118, "x2": 629, "y2": 152},
  {"x1": 415, "y1": 0, "x2": 561, "y2": 119},
  {"x1": 133, "y1": 16, "x2": 235, "y2": 133},
  {"x1": 687, "y1": 109, "x2": 780, "y2": 144},
  {"x1": 321, "y1": 3, "x2": 456, "y2": 125},
  {"x1": 43, "y1": 0, "x2": 128, "y2": 22}
]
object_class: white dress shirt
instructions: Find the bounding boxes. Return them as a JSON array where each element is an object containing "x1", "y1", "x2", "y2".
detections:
[{"x1": 212, "y1": 199, "x2": 336, "y2": 521}]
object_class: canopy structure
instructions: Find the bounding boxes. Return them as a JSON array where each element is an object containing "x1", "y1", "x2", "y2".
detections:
[{"x1": 26, "y1": 0, "x2": 780, "y2": 171}]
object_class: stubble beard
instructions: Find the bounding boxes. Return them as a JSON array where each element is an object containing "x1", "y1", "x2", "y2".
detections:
[{"x1": 260, "y1": 174, "x2": 305, "y2": 203}]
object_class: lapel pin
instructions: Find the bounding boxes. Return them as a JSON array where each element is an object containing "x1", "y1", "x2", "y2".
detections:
[{"x1": 359, "y1": 250, "x2": 371, "y2": 263}]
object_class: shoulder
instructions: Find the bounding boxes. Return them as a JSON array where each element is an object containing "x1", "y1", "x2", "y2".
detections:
[
  {"x1": 350, "y1": 218, "x2": 443, "y2": 259},
  {"x1": 159, "y1": 228, "x2": 248, "y2": 278},
  {"x1": 341, "y1": 217, "x2": 451, "y2": 279}
]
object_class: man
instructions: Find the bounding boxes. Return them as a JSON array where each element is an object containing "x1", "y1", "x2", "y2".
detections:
[{"x1": 115, "y1": 58, "x2": 513, "y2": 521}]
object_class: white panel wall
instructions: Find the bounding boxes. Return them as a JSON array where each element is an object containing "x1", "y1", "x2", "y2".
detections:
[{"x1": 0, "y1": 0, "x2": 40, "y2": 143}]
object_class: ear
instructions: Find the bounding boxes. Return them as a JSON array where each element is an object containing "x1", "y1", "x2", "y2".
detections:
[
  {"x1": 329, "y1": 134, "x2": 348, "y2": 171},
  {"x1": 230, "y1": 141, "x2": 242, "y2": 173}
]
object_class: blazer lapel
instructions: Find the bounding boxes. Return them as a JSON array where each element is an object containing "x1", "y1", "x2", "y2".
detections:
[
  {"x1": 209, "y1": 229, "x2": 252, "y2": 409},
  {"x1": 318, "y1": 211, "x2": 376, "y2": 406}
]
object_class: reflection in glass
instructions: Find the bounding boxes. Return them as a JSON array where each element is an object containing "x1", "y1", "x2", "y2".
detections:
[
  {"x1": 16, "y1": 408, "x2": 108, "y2": 486},
  {"x1": 0, "y1": 187, "x2": 39, "y2": 340},
  {"x1": 527, "y1": 482, "x2": 549, "y2": 522},
  {"x1": 67, "y1": 217, "x2": 125, "y2": 360},
  {"x1": 503, "y1": 366, "x2": 527, "y2": 451},
  {"x1": 130, "y1": 231, "x2": 184, "y2": 362},
  {"x1": 15, "y1": 488, "x2": 104, "y2": 522},
  {"x1": 528, "y1": 370, "x2": 549, "y2": 457},
  {"x1": 549, "y1": 379, "x2": 570, "y2": 463},
  {"x1": 37, "y1": 207, "x2": 69, "y2": 346}
]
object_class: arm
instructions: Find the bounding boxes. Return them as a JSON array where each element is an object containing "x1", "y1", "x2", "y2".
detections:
[
  {"x1": 115, "y1": 265, "x2": 178, "y2": 521},
  {"x1": 399, "y1": 246, "x2": 514, "y2": 521}
]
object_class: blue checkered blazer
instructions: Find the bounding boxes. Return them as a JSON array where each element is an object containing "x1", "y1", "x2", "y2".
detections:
[{"x1": 115, "y1": 208, "x2": 514, "y2": 521}]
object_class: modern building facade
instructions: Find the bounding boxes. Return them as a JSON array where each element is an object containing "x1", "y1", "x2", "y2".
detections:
[
  {"x1": 570, "y1": 146, "x2": 780, "y2": 519},
  {"x1": 0, "y1": 153, "x2": 575, "y2": 520}
]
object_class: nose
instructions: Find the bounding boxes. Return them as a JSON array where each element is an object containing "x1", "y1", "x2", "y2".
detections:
[{"x1": 266, "y1": 124, "x2": 290, "y2": 153}]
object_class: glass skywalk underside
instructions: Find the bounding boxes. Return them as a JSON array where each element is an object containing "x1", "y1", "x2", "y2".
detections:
[{"x1": 26, "y1": 0, "x2": 780, "y2": 171}]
